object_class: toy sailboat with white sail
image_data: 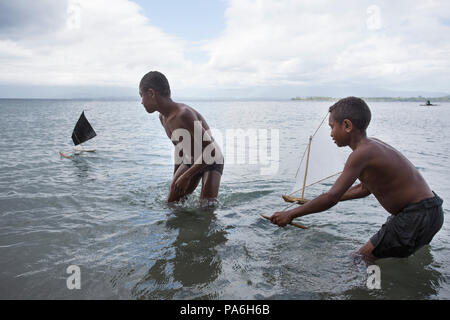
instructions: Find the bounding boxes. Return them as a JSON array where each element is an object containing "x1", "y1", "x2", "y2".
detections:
[
  {"x1": 260, "y1": 108, "x2": 350, "y2": 229},
  {"x1": 282, "y1": 110, "x2": 349, "y2": 206}
]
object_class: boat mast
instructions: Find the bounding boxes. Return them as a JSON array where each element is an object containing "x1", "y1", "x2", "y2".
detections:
[{"x1": 301, "y1": 135, "x2": 312, "y2": 200}]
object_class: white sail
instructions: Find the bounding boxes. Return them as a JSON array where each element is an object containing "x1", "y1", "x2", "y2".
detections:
[{"x1": 290, "y1": 111, "x2": 351, "y2": 197}]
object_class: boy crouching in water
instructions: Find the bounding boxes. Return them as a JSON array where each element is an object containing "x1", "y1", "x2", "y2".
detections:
[
  {"x1": 270, "y1": 97, "x2": 443, "y2": 261},
  {"x1": 139, "y1": 71, "x2": 224, "y2": 204}
]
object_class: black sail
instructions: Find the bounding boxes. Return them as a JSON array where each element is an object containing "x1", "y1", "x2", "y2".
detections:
[{"x1": 71, "y1": 111, "x2": 96, "y2": 145}]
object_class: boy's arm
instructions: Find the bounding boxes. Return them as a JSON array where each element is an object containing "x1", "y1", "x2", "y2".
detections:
[
  {"x1": 159, "y1": 114, "x2": 180, "y2": 175},
  {"x1": 174, "y1": 163, "x2": 181, "y2": 175},
  {"x1": 339, "y1": 183, "x2": 371, "y2": 201},
  {"x1": 270, "y1": 150, "x2": 367, "y2": 227}
]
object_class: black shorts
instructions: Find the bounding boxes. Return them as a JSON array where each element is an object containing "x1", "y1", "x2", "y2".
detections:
[
  {"x1": 185, "y1": 162, "x2": 224, "y2": 177},
  {"x1": 370, "y1": 192, "x2": 444, "y2": 259},
  {"x1": 201, "y1": 162, "x2": 224, "y2": 175}
]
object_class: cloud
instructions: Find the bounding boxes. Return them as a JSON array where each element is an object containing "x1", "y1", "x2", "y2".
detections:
[
  {"x1": 0, "y1": 0, "x2": 67, "y2": 38},
  {"x1": 202, "y1": 0, "x2": 450, "y2": 93},
  {"x1": 0, "y1": 0, "x2": 193, "y2": 90},
  {"x1": 366, "y1": 5, "x2": 382, "y2": 30},
  {"x1": 0, "y1": 0, "x2": 449, "y2": 97}
]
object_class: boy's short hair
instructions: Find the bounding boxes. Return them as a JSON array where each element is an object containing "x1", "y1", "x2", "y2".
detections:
[
  {"x1": 139, "y1": 71, "x2": 171, "y2": 97},
  {"x1": 329, "y1": 97, "x2": 371, "y2": 131}
]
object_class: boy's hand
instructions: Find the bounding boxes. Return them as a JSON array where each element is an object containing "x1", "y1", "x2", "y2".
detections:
[
  {"x1": 174, "y1": 172, "x2": 191, "y2": 194},
  {"x1": 270, "y1": 211, "x2": 294, "y2": 227}
]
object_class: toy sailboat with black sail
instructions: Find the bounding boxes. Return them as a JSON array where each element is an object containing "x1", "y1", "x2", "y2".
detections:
[{"x1": 59, "y1": 111, "x2": 96, "y2": 159}]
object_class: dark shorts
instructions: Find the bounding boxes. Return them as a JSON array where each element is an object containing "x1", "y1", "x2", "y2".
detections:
[
  {"x1": 185, "y1": 162, "x2": 224, "y2": 177},
  {"x1": 370, "y1": 192, "x2": 444, "y2": 259}
]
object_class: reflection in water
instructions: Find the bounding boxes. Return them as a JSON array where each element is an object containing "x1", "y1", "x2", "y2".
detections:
[
  {"x1": 343, "y1": 246, "x2": 444, "y2": 299},
  {"x1": 71, "y1": 155, "x2": 91, "y2": 179},
  {"x1": 132, "y1": 205, "x2": 227, "y2": 299}
]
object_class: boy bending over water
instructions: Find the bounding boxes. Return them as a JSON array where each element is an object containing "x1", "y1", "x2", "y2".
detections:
[
  {"x1": 270, "y1": 97, "x2": 443, "y2": 261},
  {"x1": 139, "y1": 71, "x2": 223, "y2": 204}
]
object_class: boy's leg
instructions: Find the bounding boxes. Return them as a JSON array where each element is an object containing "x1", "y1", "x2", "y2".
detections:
[
  {"x1": 167, "y1": 164, "x2": 202, "y2": 202},
  {"x1": 200, "y1": 170, "x2": 222, "y2": 203}
]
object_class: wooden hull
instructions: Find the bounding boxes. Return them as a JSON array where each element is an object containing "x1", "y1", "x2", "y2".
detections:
[{"x1": 282, "y1": 194, "x2": 309, "y2": 204}]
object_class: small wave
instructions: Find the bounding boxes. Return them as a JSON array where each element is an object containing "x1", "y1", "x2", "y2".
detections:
[{"x1": 218, "y1": 189, "x2": 274, "y2": 206}]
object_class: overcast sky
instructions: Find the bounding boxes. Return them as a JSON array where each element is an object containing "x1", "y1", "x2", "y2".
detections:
[{"x1": 0, "y1": 0, "x2": 449, "y2": 99}]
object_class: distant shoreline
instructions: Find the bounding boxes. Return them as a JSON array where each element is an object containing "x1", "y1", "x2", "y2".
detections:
[
  {"x1": 1, "y1": 96, "x2": 449, "y2": 102},
  {"x1": 291, "y1": 96, "x2": 450, "y2": 102}
]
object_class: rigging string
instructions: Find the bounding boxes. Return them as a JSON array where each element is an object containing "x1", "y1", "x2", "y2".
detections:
[
  {"x1": 285, "y1": 109, "x2": 344, "y2": 204},
  {"x1": 281, "y1": 171, "x2": 342, "y2": 211},
  {"x1": 293, "y1": 111, "x2": 329, "y2": 180},
  {"x1": 263, "y1": 110, "x2": 340, "y2": 228},
  {"x1": 270, "y1": 110, "x2": 343, "y2": 219}
]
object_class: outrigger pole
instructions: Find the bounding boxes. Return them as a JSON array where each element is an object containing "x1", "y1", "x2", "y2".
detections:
[{"x1": 260, "y1": 214, "x2": 308, "y2": 230}]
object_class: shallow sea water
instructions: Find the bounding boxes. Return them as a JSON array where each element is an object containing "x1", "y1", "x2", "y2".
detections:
[{"x1": 0, "y1": 98, "x2": 449, "y2": 299}]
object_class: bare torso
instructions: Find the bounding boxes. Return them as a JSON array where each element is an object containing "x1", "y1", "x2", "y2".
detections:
[
  {"x1": 357, "y1": 138, "x2": 433, "y2": 214},
  {"x1": 159, "y1": 103, "x2": 220, "y2": 166}
]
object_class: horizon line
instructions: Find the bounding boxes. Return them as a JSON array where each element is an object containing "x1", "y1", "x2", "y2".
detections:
[{"x1": 1, "y1": 95, "x2": 449, "y2": 101}]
